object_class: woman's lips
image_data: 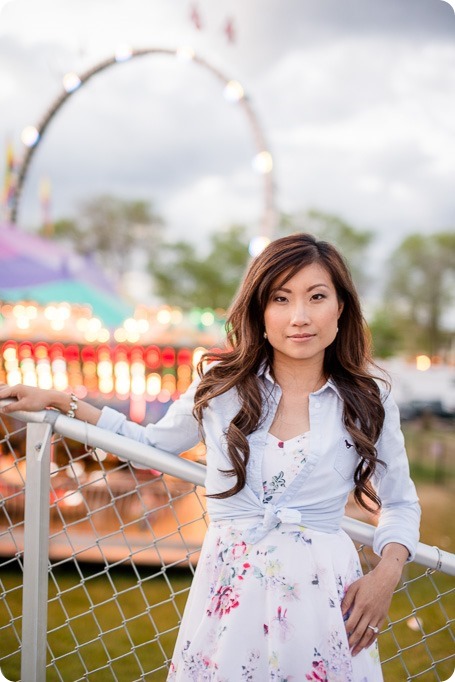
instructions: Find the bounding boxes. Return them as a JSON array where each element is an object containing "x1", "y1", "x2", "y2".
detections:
[{"x1": 288, "y1": 333, "x2": 315, "y2": 340}]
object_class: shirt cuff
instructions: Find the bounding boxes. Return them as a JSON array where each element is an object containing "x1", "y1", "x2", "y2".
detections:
[
  {"x1": 97, "y1": 406, "x2": 128, "y2": 433},
  {"x1": 373, "y1": 506, "x2": 421, "y2": 562}
]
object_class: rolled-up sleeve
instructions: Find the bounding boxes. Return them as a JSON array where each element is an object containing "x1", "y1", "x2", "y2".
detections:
[
  {"x1": 372, "y1": 390, "x2": 421, "y2": 561},
  {"x1": 96, "y1": 374, "x2": 202, "y2": 460}
]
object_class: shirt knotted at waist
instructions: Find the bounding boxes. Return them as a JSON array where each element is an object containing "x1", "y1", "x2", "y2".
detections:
[{"x1": 209, "y1": 502, "x2": 343, "y2": 544}]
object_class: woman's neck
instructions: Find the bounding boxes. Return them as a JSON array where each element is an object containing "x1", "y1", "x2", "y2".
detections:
[
  {"x1": 272, "y1": 358, "x2": 326, "y2": 395},
  {"x1": 268, "y1": 359, "x2": 326, "y2": 440}
]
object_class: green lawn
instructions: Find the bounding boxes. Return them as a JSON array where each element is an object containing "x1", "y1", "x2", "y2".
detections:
[{"x1": 1, "y1": 566, "x2": 191, "y2": 681}]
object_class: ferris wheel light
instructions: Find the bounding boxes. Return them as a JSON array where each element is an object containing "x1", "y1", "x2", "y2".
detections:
[
  {"x1": 223, "y1": 80, "x2": 244, "y2": 102},
  {"x1": 21, "y1": 125, "x2": 40, "y2": 147},
  {"x1": 176, "y1": 46, "x2": 195, "y2": 61},
  {"x1": 249, "y1": 235, "x2": 271, "y2": 257},
  {"x1": 12, "y1": 48, "x2": 276, "y2": 240},
  {"x1": 115, "y1": 44, "x2": 133, "y2": 62},
  {"x1": 63, "y1": 72, "x2": 81, "y2": 93},
  {"x1": 252, "y1": 150, "x2": 273, "y2": 174}
]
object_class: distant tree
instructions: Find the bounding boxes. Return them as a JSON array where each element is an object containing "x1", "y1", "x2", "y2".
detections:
[
  {"x1": 368, "y1": 308, "x2": 405, "y2": 358},
  {"x1": 45, "y1": 195, "x2": 163, "y2": 280},
  {"x1": 384, "y1": 232, "x2": 455, "y2": 356},
  {"x1": 149, "y1": 225, "x2": 250, "y2": 310},
  {"x1": 277, "y1": 209, "x2": 374, "y2": 293}
]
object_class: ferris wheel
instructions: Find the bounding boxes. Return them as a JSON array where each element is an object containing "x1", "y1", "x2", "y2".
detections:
[{"x1": 11, "y1": 46, "x2": 278, "y2": 253}]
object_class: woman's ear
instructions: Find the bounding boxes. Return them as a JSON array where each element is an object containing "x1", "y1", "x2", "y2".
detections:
[{"x1": 337, "y1": 301, "x2": 344, "y2": 318}]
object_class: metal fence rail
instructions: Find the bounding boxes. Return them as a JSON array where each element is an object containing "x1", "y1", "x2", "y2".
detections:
[{"x1": 0, "y1": 403, "x2": 454, "y2": 681}]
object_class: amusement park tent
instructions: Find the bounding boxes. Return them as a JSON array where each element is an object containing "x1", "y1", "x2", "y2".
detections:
[{"x1": 0, "y1": 223, "x2": 132, "y2": 327}]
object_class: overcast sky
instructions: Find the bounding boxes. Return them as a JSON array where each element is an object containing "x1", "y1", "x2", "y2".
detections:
[{"x1": 1, "y1": 0, "x2": 454, "y2": 265}]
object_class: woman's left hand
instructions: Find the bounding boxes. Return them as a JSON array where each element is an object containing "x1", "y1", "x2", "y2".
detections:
[{"x1": 341, "y1": 557, "x2": 403, "y2": 656}]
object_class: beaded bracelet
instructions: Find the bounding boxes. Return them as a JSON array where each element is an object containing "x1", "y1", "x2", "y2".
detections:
[{"x1": 67, "y1": 392, "x2": 78, "y2": 418}]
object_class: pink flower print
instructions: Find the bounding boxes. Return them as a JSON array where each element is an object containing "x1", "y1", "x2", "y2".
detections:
[
  {"x1": 231, "y1": 541, "x2": 248, "y2": 560},
  {"x1": 202, "y1": 655, "x2": 215, "y2": 668},
  {"x1": 305, "y1": 659, "x2": 328, "y2": 681},
  {"x1": 237, "y1": 561, "x2": 252, "y2": 581},
  {"x1": 207, "y1": 585, "x2": 240, "y2": 618},
  {"x1": 271, "y1": 606, "x2": 294, "y2": 642}
]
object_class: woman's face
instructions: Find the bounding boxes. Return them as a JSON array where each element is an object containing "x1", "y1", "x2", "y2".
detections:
[{"x1": 263, "y1": 262, "x2": 344, "y2": 368}]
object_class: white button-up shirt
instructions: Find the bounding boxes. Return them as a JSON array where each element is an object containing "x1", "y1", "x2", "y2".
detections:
[{"x1": 97, "y1": 365, "x2": 420, "y2": 560}]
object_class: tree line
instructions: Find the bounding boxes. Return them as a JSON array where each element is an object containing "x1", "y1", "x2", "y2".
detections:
[{"x1": 44, "y1": 195, "x2": 455, "y2": 360}]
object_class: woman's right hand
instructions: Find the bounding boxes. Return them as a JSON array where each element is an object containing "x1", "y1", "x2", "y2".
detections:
[
  {"x1": 0, "y1": 383, "x2": 102, "y2": 425},
  {"x1": 0, "y1": 384, "x2": 59, "y2": 414}
]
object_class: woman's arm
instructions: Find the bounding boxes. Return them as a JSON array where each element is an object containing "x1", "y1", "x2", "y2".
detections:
[
  {"x1": 0, "y1": 384, "x2": 101, "y2": 424},
  {"x1": 342, "y1": 389, "x2": 420, "y2": 655},
  {"x1": 0, "y1": 375, "x2": 203, "y2": 458},
  {"x1": 372, "y1": 390, "x2": 421, "y2": 561}
]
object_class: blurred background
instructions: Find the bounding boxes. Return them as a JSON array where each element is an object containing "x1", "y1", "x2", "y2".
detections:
[
  {"x1": 1, "y1": 0, "x2": 454, "y2": 407},
  {"x1": 0, "y1": 2, "x2": 454, "y2": 679},
  {"x1": 1, "y1": 0, "x2": 454, "y2": 505}
]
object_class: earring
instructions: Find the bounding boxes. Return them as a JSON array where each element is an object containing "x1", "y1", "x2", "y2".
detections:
[{"x1": 263, "y1": 331, "x2": 268, "y2": 339}]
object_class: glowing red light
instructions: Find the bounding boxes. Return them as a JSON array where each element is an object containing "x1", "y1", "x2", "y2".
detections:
[
  {"x1": 161, "y1": 346, "x2": 175, "y2": 367},
  {"x1": 177, "y1": 348, "x2": 192, "y2": 365},
  {"x1": 64, "y1": 345, "x2": 80, "y2": 362},
  {"x1": 50, "y1": 343, "x2": 65, "y2": 360},
  {"x1": 34, "y1": 342, "x2": 49, "y2": 360},
  {"x1": 113, "y1": 344, "x2": 129, "y2": 361},
  {"x1": 97, "y1": 344, "x2": 112, "y2": 360},
  {"x1": 145, "y1": 345, "x2": 161, "y2": 369},
  {"x1": 81, "y1": 346, "x2": 96, "y2": 362},
  {"x1": 130, "y1": 345, "x2": 144, "y2": 362},
  {"x1": 18, "y1": 342, "x2": 33, "y2": 358}
]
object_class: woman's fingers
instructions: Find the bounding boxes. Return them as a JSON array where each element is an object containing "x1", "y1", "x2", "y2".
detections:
[
  {"x1": 350, "y1": 619, "x2": 380, "y2": 656},
  {"x1": 346, "y1": 608, "x2": 382, "y2": 654},
  {"x1": 341, "y1": 582, "x2": 357, "y2": 619},
  {"x1": 0, "y1": 384, "x2": 19, "y2": 411},
  {"x1": 343, "y1": 574, "x2": 391, "y2": 655},
  {"x1": 0, "y1": 384, "x2": 51, "y2": 413}
]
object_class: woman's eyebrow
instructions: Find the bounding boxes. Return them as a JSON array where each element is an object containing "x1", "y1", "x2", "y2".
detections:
[
  {"x1": 270, "y1": 282, "x2": 330, "y2": 296},
  {"x1": 307, "y1": 283, "x2": 330, "y2": 292},
  {"x1": 273, "y1": 283, "x2": 329, "y2": 293}
]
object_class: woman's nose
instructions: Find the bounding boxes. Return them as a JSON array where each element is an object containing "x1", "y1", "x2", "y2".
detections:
[{"x1": 290, "y1": 304, "x2": 310, "y2": 325}]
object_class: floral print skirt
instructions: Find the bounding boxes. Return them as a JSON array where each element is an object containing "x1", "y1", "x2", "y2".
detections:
[{"x1": 167, "y1": 519, "x2": 383, "y2": 682}]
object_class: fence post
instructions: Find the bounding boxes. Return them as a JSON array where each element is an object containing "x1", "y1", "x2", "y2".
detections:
[{"x1": 20, "y1": 422, "x2": 52, "y2": 682}]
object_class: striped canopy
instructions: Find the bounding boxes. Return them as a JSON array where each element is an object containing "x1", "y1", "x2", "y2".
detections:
[{"x1": 0, "y1": 223, "x2": 132, "y2": 327}]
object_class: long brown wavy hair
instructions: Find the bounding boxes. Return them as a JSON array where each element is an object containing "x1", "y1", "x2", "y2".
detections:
[{"x1": 193, "y1": 233, "x2": 388, "y2": 512}]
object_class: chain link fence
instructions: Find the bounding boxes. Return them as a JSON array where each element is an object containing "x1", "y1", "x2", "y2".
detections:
[{"x1": 0, "y1": 406, "x2": 454, "y2": 681}]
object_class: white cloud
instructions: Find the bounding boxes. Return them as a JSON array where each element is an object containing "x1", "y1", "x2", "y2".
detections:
[{"x1": 1, "y1": 0, "x2": 454, "y2": 264}]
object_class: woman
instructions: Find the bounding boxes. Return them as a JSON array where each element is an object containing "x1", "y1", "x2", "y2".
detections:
[{"x1": 0, "y1": 234, "x2": 420, "y2": 681}]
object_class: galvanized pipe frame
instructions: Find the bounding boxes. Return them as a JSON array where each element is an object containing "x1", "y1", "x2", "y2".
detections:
[
  {"x1": 21, "y1": 422, "x2": 52, "y2": 682},
  {"x1": 2, "y1": 402, "x2": 452, "y2": 575}
]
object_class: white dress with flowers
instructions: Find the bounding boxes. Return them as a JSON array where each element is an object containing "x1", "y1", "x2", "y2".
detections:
[{"x1": 167, "y1": 432, "x2": 383, "y2": 682}]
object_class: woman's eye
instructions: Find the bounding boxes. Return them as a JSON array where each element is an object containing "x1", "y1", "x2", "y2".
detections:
[
  {"x1": 312, "y1": 293, "x2": 326, "y2": 301},
  {"x1": 274, "y1": 296, "x2": 287, "y2": 303}
]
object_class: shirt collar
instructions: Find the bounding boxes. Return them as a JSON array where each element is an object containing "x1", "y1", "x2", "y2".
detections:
[
  {"x1": 257, "y1": 360, "x2": 342, "y2": 399},
  {"x1": 258, "y1": 360, "x2": 274, "y2": 385}
]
